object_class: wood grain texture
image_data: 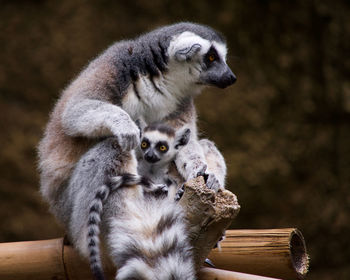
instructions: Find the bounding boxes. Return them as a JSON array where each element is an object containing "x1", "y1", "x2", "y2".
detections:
[
  {"x1": 0, "y1": 228, "x2": 309, "y2": 280},
  {"x1": 0, "y1": 238, "x2": 66, "y2": 280},
  {"x1": 209, "y1": 229, "x2": 309, "y2": 279}
]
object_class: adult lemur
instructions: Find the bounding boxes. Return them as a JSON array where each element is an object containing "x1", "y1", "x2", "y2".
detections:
[
  {"x1": 38, "y1": 22, "x2": 235, "y2": 218},
  {"x1": 67, "y1": 123, "x2": 193, "y2": 280},
  {"x1": 38, "y1": 22, "x2": 235, "y2": 277}
]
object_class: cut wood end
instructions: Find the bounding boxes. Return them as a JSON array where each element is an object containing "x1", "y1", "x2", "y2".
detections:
[
  {"x1": 182, "y1": 176, "x2": 240, "y2": 220},
  {"x1": 214, "y1": 189, "x2": 240, "y2": 220},
  {"x1": 289, "y1": 229, "x2": 309, "y2": 278}
]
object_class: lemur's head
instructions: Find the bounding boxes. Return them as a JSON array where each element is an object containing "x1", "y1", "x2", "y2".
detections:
[
  {"x1": 138, "y1": 122, "x2": 190, "y2": 165},
  {"x1": 167, "y1": 26, "x2": 236, "y2": 90},
  {"x1": 134, "y1": 22, "x2": 236, "y2": 96}
]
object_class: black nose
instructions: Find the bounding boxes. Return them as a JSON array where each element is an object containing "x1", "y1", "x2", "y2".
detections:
[
  {"x1": 145, "y1": 153, "x2": 160, "y2": 163},
  {"x1": 229, "y1": 72, "x2": 237, "y2": 84},
  {"x1": 219, "y1": 68, "x2": 236, "y2": 88}
]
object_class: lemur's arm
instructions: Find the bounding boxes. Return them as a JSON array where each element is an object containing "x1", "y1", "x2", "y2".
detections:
[
  {"x1": 167, "y1": 100, "x2": 226, "y2": 190},
  {"x1": 61, "y1": 98, "x2": 140, "y2": 151},
  {"x1": 175, "y1": 135, "x2": 206, "y2": 178},
  {"x1": 175, "y1": 131, "x2": 226, "y2": 191}
]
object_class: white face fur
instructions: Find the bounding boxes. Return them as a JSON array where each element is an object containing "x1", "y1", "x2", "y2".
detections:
[
  {"x1": 140, "y1": 130, "x2": 177, "y2": 166},
  {"x1": 168, "y1": 31, "x2": 228, "y2": 62},
  {"x1": 139, "y1": 125, "x2": 190, "y2": 167},
  {"x1": 166, "y1": 31, "x2": 228, "y2": 91}
]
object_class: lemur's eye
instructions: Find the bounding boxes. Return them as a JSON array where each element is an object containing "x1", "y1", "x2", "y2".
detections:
[
  {"x1": 141, "y1": 141, "x2": 148, "y2": 149},
  {"x1": 208, "y1": 54, "x2": 216, "y2": 62},
  {"x1": 159, "y1": 145, "x2": 167, "y2": 152}
]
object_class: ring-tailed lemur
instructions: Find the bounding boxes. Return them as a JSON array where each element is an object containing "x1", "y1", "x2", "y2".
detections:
[
  {"x1": 67, "y1": 124, "x2": 193, "y2": 280},
  {"x1": 136, "y1": 121, "x2": 191, "y2": 199},
  {"x1": 38, "y1": 22, "x2": 235, "y2": 226}
]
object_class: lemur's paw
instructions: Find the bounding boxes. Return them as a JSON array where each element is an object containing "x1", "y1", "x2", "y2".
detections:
[
  {"x1": 206, "y1": 173, "x2": 221, "y2": 191},
  {"x1": 189, "y1": 164, "x2": 208, "y2": 181},
  {"x1": 151, "y1": 184, "x2": 169, "y2": 198},
  {"x1": 174, "y1": 185, "x2": 185, "y2": 201},
  {"x1": 114, "y1": 120, "x2": 140, "y2": 151},
  {"x1": 204, "y1": 258, "x2": 215, "y2": 268},
  {"x1": 214, "y1": 232, "x2": 226, "y2": 250},
  {"x1": 117, "y1": 131, "x2": 140, "y2": 151}
]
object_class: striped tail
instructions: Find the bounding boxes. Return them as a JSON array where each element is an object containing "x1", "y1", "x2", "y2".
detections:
[
  {"x1": 87, "y1": 173, "x2": 145, "y2": 280},
  {"x1": 112, "y1": 198, "x2": 195, "y2": 280}
]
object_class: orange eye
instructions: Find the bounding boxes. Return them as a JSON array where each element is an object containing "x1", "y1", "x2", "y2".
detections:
[
  {"x1": 141, "y1": 141, "x2": 148, "y2": 149},
  {"x1": 208, "y1": 54, "x2": 215, "y2": 62},
  {"x1": 159, "y1": 145, "x2": 167, "y2": 152}
]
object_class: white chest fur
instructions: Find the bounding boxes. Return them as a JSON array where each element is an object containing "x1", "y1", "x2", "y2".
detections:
[{"x1": 122, "y1": 74, "x2": 183, "y2": 123}]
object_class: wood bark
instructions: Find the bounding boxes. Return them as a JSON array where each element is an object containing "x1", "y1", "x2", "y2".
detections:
[{"x1": 179, "y1": 176, "x2": 240, "y2": 271}]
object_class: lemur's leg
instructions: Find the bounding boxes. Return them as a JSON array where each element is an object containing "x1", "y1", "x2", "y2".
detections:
[
  {"x1": 61, "y1": 98, "x2": 140, "y2": 151},
  {"x1": 199, "y1": 139, "x2": 227, "y2": 190}
]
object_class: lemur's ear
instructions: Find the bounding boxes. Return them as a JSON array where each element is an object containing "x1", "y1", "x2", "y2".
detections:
[
  {"x1": 175, "y1": 44, "x2": 202, "y2": 62},
  {"x1": 175, "y1": 128, "x2": 191, "y2": 149}
]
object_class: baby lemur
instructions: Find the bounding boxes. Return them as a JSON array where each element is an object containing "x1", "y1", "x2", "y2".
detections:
[
  {"x1": 68, "y1": 123, "x2": 193, "y2": 280},
  {"x1": 136, "y1": 121, "x2": 191, "y2": 198}
]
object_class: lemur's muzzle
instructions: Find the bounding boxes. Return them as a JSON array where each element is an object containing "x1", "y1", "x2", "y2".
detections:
[
  {"x1": 217, "y1": 66, "x2": 236, "y2": 89},
  {"x1": 144, "y1": 151, "x2": 160, "y2": 163},
  {"x1": 201, "y1": 64, "x2": 237, "y2": 89}
]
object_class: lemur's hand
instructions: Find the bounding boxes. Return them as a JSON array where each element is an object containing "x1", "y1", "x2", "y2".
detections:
[
  {"x1": 146, "y1": 184, "x2": 169, "y2": 198},
  {"x1": 206, "y1": 173, "x2": 221, "y2": 191},
  {"x1": 191, "y1": 164, "x2": 222, "y2": 191},
  {"x1": 189, "y1": 164, "x2": 207, "y2": 181},
  {"x1": 115, "y1": 121, "x2": 140, "y2": 151}
]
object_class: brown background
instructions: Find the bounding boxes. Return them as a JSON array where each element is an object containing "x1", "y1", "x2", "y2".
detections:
[{"x1": 0, "y1": 1, "x2": 349, "y2": 279}]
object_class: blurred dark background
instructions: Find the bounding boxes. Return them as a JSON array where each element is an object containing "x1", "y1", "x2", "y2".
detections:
[{"x1": 0, "y1": 1, "x2": 349, "y2": 279}]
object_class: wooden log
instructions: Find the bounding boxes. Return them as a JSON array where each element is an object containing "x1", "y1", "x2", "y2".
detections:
[
  {"x1": 0, "y1": 228, "x2": 309, "y2": 280},
  {"x1": 208, "y1": 229, "x2": 309, "y2": 280},
  {"x1": 179, "y1": 176, "x2": 240, "y2": 271}
]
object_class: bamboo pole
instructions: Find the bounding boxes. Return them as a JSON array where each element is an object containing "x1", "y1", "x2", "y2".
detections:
[
  {"x1": 0, "y1": 229, "x2": 308, "y2": 280},
  {"x1": 208, "y1": 229, "x2": 309, "y2": 280},
  {"x1": 0, "y1": 238, "x2": 66, "y2": 280}
]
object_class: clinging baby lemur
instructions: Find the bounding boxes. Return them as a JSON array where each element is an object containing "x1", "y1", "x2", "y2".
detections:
[
  {"x1": 38, "y1": 22, "x2": 235, "y2": 225},
  {"x1": 67, "y1": 123, "x2": 193, "y2": 280},
  {"x1": 136, "y1": 121, "x2": 191, "y2": 198}
]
